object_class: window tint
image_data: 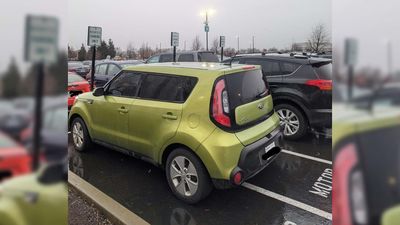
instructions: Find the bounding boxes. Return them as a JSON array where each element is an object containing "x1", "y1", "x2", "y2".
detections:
[
  {"x1": 95, "y1": 65, "x2": 100, "y2": 73},
  {"x1": 225, "y1": 69, "x2": 268, "y2": 109},
  {"x1": 281, "y1": 62, "x2": 300, "y2": 75},
  {"x1": 98, "y1": 64, "x2": 107, "y2": 75},
  {"x1": 147, "y1": 55, "x2": 160, "y2": 63},
  {"x1": 313, "y1": 63, "x2": 332, "y2": 79},
  {"x1": 178, "y1": 54, "x2": 195, "y2": 62},
  {"x1": 107, "y1": 64, "x2": 120, "y2": 75},
  {"x1": 159, "y1": 54, "x2": 173, "y2": 62},
  {"x1": 198, "y1": 52, "x2": 219, "y2": 62},
  {"x1": 242, "y1": 59, "x2": 281, "y2": 76},
  {"x1": 107, "y1": 72, "x2": 142, "y2": 97},
  {"x1": 139, "y1": 74, "x2": 197, "y2": 102}
]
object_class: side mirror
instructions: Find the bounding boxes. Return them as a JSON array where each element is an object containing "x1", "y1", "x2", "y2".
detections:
[{"x1": 93, "y1": 87, "x2": 104, "y2": 96}]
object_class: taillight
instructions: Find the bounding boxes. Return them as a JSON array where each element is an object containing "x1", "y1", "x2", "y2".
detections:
[
  {"x1": 212, "y1": 79, "x2": 231, "y2": 127},
  {"x1": 306, "y1": 79, "x2": 332, "y2": 91},
  {"x1": 333, "y1": 143, "x2": 368, "y2": 225}
]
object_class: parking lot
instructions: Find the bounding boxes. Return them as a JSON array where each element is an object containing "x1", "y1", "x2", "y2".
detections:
[{"x1": 68, "y1": 132, "x2": 331, "y2": 225}]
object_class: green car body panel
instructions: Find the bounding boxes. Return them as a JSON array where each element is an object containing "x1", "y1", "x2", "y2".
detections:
[
  {"x1": 0, "y1": 168, "x2": 67, "y2": 225},
  {"x1": 382, "y1": 205, "x2": 400, "y2": 225},
  {"x1": 69, "y1": 63, "x2": 281, "y2": 181}
]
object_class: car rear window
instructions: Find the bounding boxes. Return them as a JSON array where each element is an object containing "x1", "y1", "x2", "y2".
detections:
[
  {"x1": 198, "y1": 52, "x2": 219, "y2": 62},
  {"x1": 139, "y1": 74, "x2": 197, "y2": 103},
  {"x1": 225, "y1": 69, "x2": 268, "y2": 109},
  {"x1": 68, "y1": 74, "x2": 85, "y2": 84},
  {"x1": 159, "y1": 54, "x2": 173, "y2": 62},
  {"x1": 313, "y1": 63, "x2": 332, "y2": 79},
  {"x1": 0, "y1": 135, "x2": 16, "y2": 148}
]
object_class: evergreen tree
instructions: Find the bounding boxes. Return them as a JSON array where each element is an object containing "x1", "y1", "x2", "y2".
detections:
[
  {"x1": 77, "y1": 44, "x2": 87, "y2": 61},
  {"x1": 108, "y1": 39, "x2": 116, "y2": 59},
  {"x1": 2, "y1": 58, "x2": 21, "y2": 98},
  {"x1": 97, "y1": 41, "x2": 108, "y2": 59}
]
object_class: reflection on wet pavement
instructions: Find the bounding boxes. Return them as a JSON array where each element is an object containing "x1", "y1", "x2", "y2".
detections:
[{"x1": 69, "y1": 133, "x2": 332, "y2": 225}]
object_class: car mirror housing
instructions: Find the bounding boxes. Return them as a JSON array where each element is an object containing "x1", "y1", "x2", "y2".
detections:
[{"x1": 93, "y1": 87, "x2": 104, "y2": 96}]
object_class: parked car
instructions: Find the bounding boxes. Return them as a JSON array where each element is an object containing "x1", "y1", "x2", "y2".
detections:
[
  {"x1": 333, "y1": 102, "x2": 400, "y2": 225},
  {"x1": 22, "y1": 103, "x2": 68, "y2": 162},
  {"x1": 68, "y1": 73, "x2": 90, "y2": 110},
  {"x1": 69, "y1": 62, "x2": 282, "y2": 203},
  {"x1": 224, "y1": 53, "x2": 332, "y2": 140},
  {"x1": 86, "y1": 60, "x2": 142, "y2": 87},
  {"x1": 68, "y1": 61, "x2": 90, "y2": 77},
  {"x1": 146, "y1": 51, "x2": 219, "y2": 64},
  {"x1": 0, "y1": 162, "x2": 67, "y2": 225},
  {"x1": 0, "y1": 132, "x2": 31, "y2": 182}
]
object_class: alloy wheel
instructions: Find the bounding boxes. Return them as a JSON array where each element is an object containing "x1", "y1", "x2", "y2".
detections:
[
  {"x1": 170, "y1": 156, "x2": 199, "y2": 197},
  {"x1": 72, "y1": 122, "x2": 84, "y2": 148},
  {"x1": 277, "y1": 109, "x2": 300, "y2": 136}
]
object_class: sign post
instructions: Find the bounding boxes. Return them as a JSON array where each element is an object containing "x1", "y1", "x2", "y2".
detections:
[
  {"x1": 24, "y1": 15, "x2": 59, "y2": 171},
  {"x1": 171, "y1": 32, "x2": 179, "y2": 62},
  {"x1": 220, "y1": 36, "x2": 225, "y2": 61},
  {"x1": 87, "y1": 26, "x2": 102, "y2": 90},
  {"x1": 344, "y1": 38, "x2": 358, "y2": 100}
]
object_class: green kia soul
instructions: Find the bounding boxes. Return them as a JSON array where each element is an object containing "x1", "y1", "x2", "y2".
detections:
[{"x1": 69, "y1": 62, "x2": 282, "y2": 203}]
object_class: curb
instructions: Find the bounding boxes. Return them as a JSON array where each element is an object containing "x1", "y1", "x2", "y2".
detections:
[{"x1": 68, "y1": 171, "x2": 149, "y2": 225}]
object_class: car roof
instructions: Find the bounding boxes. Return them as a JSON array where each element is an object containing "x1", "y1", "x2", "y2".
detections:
[
  {"x1": 233, "y1": 53, "x2": 332, "y2": 64},
  {"x1": 123, "y1": 62, "x2": 259, "y2": 77}
]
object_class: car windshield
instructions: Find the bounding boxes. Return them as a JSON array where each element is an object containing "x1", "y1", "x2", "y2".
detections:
[
  {"x1": 68, "y1": 74, "x2": 85, "y2": 84},
  {"x1": 198, "y1": 52, "x2": 219, "y2": 62},
  {"x1": 0, "y1": 134, "x2": 17, "y2": 148}
]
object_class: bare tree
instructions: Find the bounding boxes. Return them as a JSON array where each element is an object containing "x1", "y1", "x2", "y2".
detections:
[
  {"x1": 192, "y1": 36, "x2": 202, "y2": 51},
  {"x1": 211, "y1": 38, "x2": 219, "y2": 53},
  {"x1": 307, "y1": 24, "x2": 330, "y2": 53},
  {"x1": 126, "y1": 43, "x2": 137, "y2": 59}
]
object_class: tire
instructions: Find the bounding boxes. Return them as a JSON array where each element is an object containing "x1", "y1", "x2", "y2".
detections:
[
  {"x1": 71, "y1": 117, "x2": 92, "y2": 152},
  {"x1": 166, "y1": 148, "x2": 213, "y2": 204},
  {"x1": 276, "y1": 104, "x2": 308, "y2": 140}
]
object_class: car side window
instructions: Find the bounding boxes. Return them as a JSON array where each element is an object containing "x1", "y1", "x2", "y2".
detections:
[
  {"x1": 138, "y1": 74, "x2": 197, "y2": 103},
  {"x1": 107, "y1": 72, "x2": 142, "y2": 97},
  {"x1": 98, "y1": 64, "x2": 107, "y2": 75},
  {"x1": 147, "y1": 55, "x2": 160, "y2": 63},
  {"x1": 95, "y1": 65, "x2": 100, "y2": 73},
  {"x1": 281, "y1": 62, "x2": 300, "y2": 75},
  {"x1": 178, "y1": 54, "x2": 195, "y2": 62},
  {"x1": 242, "y1": 59, "x2": 281, "y2": 76},
  {"x1": 107, "y1": 64, "x2": 120, "y2": 76},
  {"x1": 159, "y1": 54, "x2": 173, "y2": 62}
]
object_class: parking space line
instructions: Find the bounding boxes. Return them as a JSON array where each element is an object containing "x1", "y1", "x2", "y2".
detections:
[
  {"x1": 281, "y1": 149, "x2": 332, "y2": 165},
  {"x1": 242, "y1": 182, "x2": 332, "y2": 221}
]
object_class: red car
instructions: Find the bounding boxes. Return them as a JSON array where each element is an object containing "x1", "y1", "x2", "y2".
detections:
[
  {"x1": 0, "y1": 132, "x2": 31, "y2": 182},
  {"x1": 68, "y1": 73, "x2": 90, "y2": 110}
]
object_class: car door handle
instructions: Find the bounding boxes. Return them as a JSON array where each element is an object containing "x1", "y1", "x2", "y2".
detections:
[
  {"x1": 118, "y1": 107, "x2": 129, "y2": 113},
  {"x1": 162, "y1": 113, "x2": 177, "y2": 120}
]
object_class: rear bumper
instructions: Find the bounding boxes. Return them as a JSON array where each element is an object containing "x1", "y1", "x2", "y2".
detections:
[
  {"x1": 212, "y1": 126, "x2": 283, "y2": 189},
  {"x1": 308, "y1": 109, "x2": 332, "y2": 128}
]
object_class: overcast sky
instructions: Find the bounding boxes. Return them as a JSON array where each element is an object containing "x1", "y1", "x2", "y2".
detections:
[
  {"x1": 0, "y1": 0, "x2": 67, "y2": 73},
  {"x1": 68, "y1": 0, "x2": 332, "y2": 52}
]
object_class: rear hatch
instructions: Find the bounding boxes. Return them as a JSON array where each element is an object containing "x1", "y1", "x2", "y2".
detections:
[
  {"x1": 309, "y1": 60, "x2": 332, "y2": 109},
  {"x1": 210, "y1": 67, "x2": 280, "y2": 145}
]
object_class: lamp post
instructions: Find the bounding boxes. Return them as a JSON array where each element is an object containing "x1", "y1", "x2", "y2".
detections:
[
  {"x1": 236, "y1": 35, "x2": 240, "y2": 54},
  {"x1": 201, "y1": 9, "x2": 214, "y2": 51}
]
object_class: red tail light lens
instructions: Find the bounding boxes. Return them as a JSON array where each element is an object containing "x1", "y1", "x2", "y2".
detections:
[
  {"x1": 233, "y1": 171, "x2": 243, "y2": 185},
  {"x1": 333, "y1": 143, "x2": 368, "y2": 225},
  {"x1": 212, "y1": 79, "x2": 231, "y2": 127},
  {"x1": 306, "y1": 79, "x2": 332, "y2": 91}
]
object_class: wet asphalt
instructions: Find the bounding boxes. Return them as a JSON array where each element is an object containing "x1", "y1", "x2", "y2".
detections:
[{"x1": 68, "y1": 133, "x2": 332, "y2": 225}]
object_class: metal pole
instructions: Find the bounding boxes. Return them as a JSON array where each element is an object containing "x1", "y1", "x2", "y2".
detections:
[
  {"x1": 221, "y1": 47, "x2": 224, "y2": 61},
  {"x1": 90, "y1": 46, "x2": 96, "y2": 91},
  {"x1": 252, "y1": 36, "x2": 255, "y2": 53},
  {"x1": 237, "y1": 36, "x2": 240, "y2": 53},
  {"x1": 348, "y1": 65, "x2": 354, "y2": 100},
  {"x1": 32, "y1": 62, "x2": 44, "y2": 171},
  {"x1": 206, "y1": 12, "x2": 209, "y2": 51},
  {"x1": 173, "y1": 46, "x2": 176, "y2": 62}
]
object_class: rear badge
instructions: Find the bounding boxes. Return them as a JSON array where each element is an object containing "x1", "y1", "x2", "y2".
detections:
[
  {"x1": 265, "y1": 142, "x2": 276, "y2": 153},
  {"x1": 258, "y1": 103, "x2": 264, "y2": 109}
]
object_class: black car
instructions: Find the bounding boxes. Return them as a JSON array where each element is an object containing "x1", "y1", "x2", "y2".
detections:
[
  {"x1": 146, "y1": 51, "x2": 219, "y2": 63},
  {"x1": 89, "y1": 60, "x2": 142, "y2": 87},
  {"x1": 225, "y1": 53, "x2": 332, "y2": 140}
]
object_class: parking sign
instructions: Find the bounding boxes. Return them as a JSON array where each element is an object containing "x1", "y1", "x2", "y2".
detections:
[
  {"x1": 344, "y1": 38, "x2": 358, "y2": 66},
  {"x1": 220, "y1": 36, "x2": 225, "y2": 47},
  {"x1": 87, "y1": 26, "x2": 102, "y2": 47},
  {"x1": 24, "y1": 15, "x2": 59, "y2": 63},
  {"x1": 171, "y1": 32, "x2": 179, "y2": 47}
]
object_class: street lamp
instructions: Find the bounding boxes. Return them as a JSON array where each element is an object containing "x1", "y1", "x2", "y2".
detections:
[
  {"x1": 201, "y1": 9, "x2": 215, "y2": 51},
  {"x1": 236, "y1": 35, "x2": 240, "y2": 54}
]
